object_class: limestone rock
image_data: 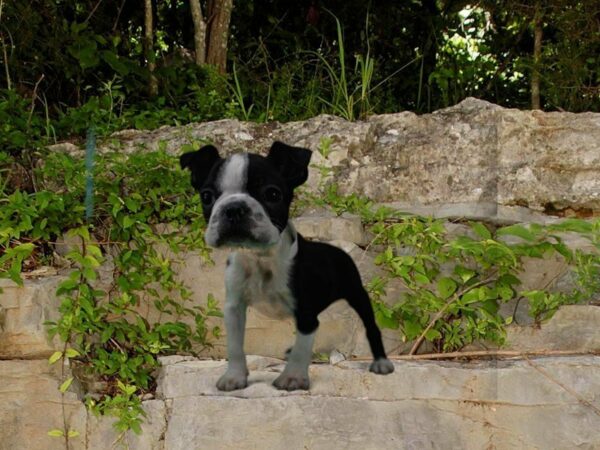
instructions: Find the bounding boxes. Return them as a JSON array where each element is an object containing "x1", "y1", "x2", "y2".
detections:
[
  {"x1": 293, "y1": 210, "x2": 367, "y2": 245},
  {"x1": 0, "y1": 360, "x2": 87, "y2": 450},
  {"x1": 506, "y1": 305, "x2": 600, "y2": 352},
  {"x1": 159, "y1": 355, "x2": 600, "y2": 450},
  {"x1": 86, "y1": 400, "x2": 166, "y2": 450},
  {"x1": 0, "y1": 277, "x2": 63, "y2": 358},
  {"x1": 70, "y1": 97, "x2": 600, "y2": 222}
]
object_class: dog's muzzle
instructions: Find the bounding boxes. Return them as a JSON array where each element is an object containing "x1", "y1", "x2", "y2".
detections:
[{"x1": 205, "y1": 195, "x2": 280, "y2": 248}]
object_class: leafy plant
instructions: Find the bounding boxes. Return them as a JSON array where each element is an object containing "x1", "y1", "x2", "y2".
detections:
[
  {"x1": 1, "y1": 146, "x2": 221, "y2": 436},
  {"x1": 321, "y1": 185, "x2": 600, "y2": 353}
]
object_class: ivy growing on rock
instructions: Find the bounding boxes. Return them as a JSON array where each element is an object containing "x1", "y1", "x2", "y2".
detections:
[
  {"x1": 315, "y1": 184, "x2": 600, "y2": 354},
  {"x1": 2, "y1": 145, "x2": 600, "y2": 439},
  {"x1": 1, "y1": 145, "x2": 221, "y2": 439}
]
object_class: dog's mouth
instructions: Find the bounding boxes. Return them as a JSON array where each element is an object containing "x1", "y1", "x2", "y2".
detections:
[{"x1": 212, "y1": 224, "x2": 280, "y2": 249}]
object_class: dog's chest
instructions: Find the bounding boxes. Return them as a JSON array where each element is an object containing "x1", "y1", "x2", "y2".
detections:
[{"x1": 236, "y1": 251, "x2": 295, "y2": 319}]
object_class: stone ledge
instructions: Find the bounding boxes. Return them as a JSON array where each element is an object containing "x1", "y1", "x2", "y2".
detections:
[
  {"x1": 158, "y1": 355, "x2": 600, "y2": 450},
  {"x1": 156, "y1": 355, "x2": 600, "y2": 406},
  {"x1": 2, "y1": 356, "x2": 600, "y2": 449}
]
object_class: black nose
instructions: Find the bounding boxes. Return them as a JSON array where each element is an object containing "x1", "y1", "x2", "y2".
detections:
[{"x1": 223, "y1": 201, "x2": 250, "y2": 224}]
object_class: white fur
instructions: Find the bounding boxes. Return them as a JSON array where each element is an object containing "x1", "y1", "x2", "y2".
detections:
[
  {"x1": 218, "y1": 153, "x2": 247, "y2": 193},
  {"x1": 273, "y1": 330, "x2": 315, "y2": 390},
  {"x1": 204, "y1": 154, "x2": 280, "y2": 248},
  {"x1": 216, "y1": 224, "x2": 299, "y2": 391},
  {"x1": 236, "y1": 223, "x2": 298, "y2": 318}
]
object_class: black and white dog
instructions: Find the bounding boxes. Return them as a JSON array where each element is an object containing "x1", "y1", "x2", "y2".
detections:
[{"x1": 180, "y1": 141, "x2": 394, "y2": 391}]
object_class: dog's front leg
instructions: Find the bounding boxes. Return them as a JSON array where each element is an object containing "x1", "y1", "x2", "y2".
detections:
[
  {"x1": 273, "y1": 330, "x2": 315, "y2": 391},
  {"x1": 216, "y1": 256, "x2": 249, "y2": 391}
]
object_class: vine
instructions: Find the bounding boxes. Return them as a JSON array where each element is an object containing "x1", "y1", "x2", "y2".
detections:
[
  {"x1": 316, "y1": 184, "x2": 600, "y2": 353},
  {"x1": 2, "y1": 144, "x2": 599, "y2": 442},
  {"x1": 1, "y1": 144, "x2": 221, "y2": 440}
]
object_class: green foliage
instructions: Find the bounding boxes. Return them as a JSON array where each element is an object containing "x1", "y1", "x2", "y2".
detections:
[
  {"x1": 322, "y1": 186, "x2": 600, "y2": 353},
  {"x1": 2, "y1": 2, "x2": 597, "y2": 150},
  {"x1": 0, "y1": 90, "x2": 53, "y2": 153},
  {"x1": 1, "y1": 146, "x2": 219, "y2": 433}
]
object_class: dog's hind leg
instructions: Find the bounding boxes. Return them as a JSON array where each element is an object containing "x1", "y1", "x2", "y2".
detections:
[{"x1": 346, "y1": 287, "x2": 395, "y2": 375}]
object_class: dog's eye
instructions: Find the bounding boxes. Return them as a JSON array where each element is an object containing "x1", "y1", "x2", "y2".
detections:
[
  {"x1": 200, "y1": 189, "x2": 215, "y2": 206},
  {"x1": 263, "y1": 186, "x2": 282, "y2": 203}
]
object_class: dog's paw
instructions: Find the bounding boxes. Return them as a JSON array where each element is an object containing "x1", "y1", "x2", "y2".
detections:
[
  {"x1": 273, "y1": 371, "x2": 310, "y2": 391},
  {"x1": 369, "y1": 358, "x2": 395, "y2": 375},
  {"x1": 216, "y1": 370, "x2": 248, "y2": 391}
]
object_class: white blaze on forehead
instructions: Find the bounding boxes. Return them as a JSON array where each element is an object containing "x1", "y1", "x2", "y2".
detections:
[{"x1": 218, "y1": 153, "x2": 248, "y2": 193}]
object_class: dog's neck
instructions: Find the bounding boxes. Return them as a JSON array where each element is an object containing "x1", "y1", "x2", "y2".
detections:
[{"x1": 236, "y1": 221, "x2": 298, "y2": 262}]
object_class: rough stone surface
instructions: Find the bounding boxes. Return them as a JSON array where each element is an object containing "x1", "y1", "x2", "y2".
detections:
[
  {"x1": 3, "y1": 355, "x2": 600, "y2": 449},
  {"x1": 294, "y1": 209, "x2": 367, "y2": 245},
  {"x1": 159, "y1": 355, "x2": 600, "y2": 450},
  {"x1": 0, "y1": 277, "x2": 63, "y2": 358},
  {"x1": 0, "y1": 360, "x2": 87, "y2": 450},
  {"x1": 86, "y1": 400, "x2": 166, "y2": 450},
  {"x1": 49, "y1": 98, "x2": 600, "y2": 221},
  {"x1": 10, "y1": 98, "x2": 597, "y2": 449},
  {"x1": 506, "y1": 305, "x2": 600, "y2": 352}
]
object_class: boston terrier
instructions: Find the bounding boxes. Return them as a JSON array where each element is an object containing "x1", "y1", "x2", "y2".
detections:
[{"x1": 180, "y1": 141, "x2": 394, "y2": 391}]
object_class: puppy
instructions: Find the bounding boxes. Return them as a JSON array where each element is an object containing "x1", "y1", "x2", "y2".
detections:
[{"x1": 180, "y1": 141, "x2": 394, "y2": 391}]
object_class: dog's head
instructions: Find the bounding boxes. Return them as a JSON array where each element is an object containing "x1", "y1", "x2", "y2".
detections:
[{"x1": 180, "y1": 141, "x2": 312, "y2": 248}]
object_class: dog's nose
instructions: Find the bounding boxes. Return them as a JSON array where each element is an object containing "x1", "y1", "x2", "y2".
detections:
[{"x1": 223, "y1": 201, "x2": 250, "y2": 224}]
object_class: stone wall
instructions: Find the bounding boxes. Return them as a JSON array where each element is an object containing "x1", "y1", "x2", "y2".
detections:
[
  {"x1": 3, "y1": 99, "x2": 600, "y2": 449},
  {"x1": 52, "y1": 97, "x2": 600, "y2": 222}
]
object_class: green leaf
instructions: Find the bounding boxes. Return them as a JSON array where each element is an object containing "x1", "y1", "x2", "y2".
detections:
[
  {"x1": 123, "y1": 216, "x2": 135, "y2": 229},
  {"x1": 454, "y1": 266, "x2": 476, "y2": 283},
  {"x1": 102, "y1": 50, "x2": 131, "y2": 75},
  {"x1": 549, "y1": 219, "x2": 593, "y2": 234},
  {"x1": 375, "y1": 310, "x2": 399, "y2": 330},
  {"x1": 48, "y1": 351, "x2": 63, "y2": 365},
  {"x1": 65, "y1": 348, "x2": 80, "y2": 358},
  {"x1": 125, "y1": 197, "x2": 140, "y2": 212},
  {"x1": 470, "y1": 222, "x2": 491, "y2": 240},
  {"x1": 59, "y1": 377, "x2": 74, "y2": 393},
  {"x1": 57, "y1": 278, "x2": 79, "y2": 294},
  {"x1": 67, "y1": 430, "x2": 80, "y2": 438},
  {"x1": 437, "y1": 277, "x2": 457, "y2": 299},
  {"x1": 403, "y1": 320, "x2": 422, "y2": 339},
  {"x1": 424, "y1": 328, "x2": 442, "y2": 341},
  {"x1": 48, "y1": 429, "x2": 64, "y2": 437},
  {"x1": 462, "y1": 289, "x2": 481, "y2": 304},
  {"x1": 83, "y1": 267, "x2": 97, "y2": 281},
  {"x1": 413, "y1": 273, "x2": 430, "y2": 285},
  {"x1": 497, "y1": 224, "x2": 536, "y2": 242}
]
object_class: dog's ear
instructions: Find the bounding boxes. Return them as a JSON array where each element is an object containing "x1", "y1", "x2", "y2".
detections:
[
  {"x1": 267, "y1": 141, "x2": 312, "y2": 189},
  {"x1": 180, "y1": 145, "x2": 222, "y2": 190}
]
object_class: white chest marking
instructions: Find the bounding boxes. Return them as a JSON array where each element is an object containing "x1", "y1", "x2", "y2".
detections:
[{"x1": 227, "y1": 224, "x2": 298, "y2": 319}]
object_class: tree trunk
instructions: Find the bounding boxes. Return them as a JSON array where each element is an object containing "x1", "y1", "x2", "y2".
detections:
[
  {"x1": 144, "y1": 0, "x2": 158, "y2": 96},
  {"x1": 206, "y1": 0, "x2": 233, "y2": 74},
  {"x1": 531, "y1": 1, "x2": 543, "y2": 110},
  {"x1": 189, "y1": 0, "x2": 207, "y2": 65}
]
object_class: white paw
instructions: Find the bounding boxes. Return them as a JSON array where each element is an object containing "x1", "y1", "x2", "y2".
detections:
[
  {"x1": 216, "y1": 370, "x2": 248, "y2": 391},
  {"x1": 369, "y1": 358, "x2": 395, "y2": 375},
  {"x1": 273, "y1": 371, "x2": 310, "y2": 391}
]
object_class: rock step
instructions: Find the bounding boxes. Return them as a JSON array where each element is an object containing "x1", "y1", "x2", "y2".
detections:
[
  {"x1": 112, "y1": 355, "x2": 600, "y2": 450},
  {"x1": 3, "y1": 356, "x2": 600, "y2": 449}
]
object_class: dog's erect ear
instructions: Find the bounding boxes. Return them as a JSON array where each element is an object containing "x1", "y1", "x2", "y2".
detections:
[
  {"x1": 180, "y1": 145, "x2": 221, "y2": 190},
  {"x1": 267, "y1": 141, "x2": 312, "y2": 189}
]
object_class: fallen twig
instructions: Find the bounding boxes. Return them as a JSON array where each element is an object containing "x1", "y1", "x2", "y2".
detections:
[{"x1": 350, "y1": 349, "x2": 600, "y2": 361}]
